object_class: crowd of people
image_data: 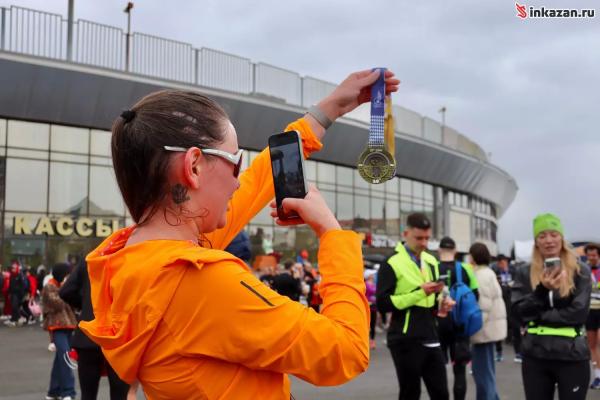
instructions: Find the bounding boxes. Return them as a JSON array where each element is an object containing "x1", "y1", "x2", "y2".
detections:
[
  {"x1": 371, "y1": 211, "x2": 598, "y2": 400},
  {"x1": 1, "y1": 260, "x2": 48, "y2": 327}
]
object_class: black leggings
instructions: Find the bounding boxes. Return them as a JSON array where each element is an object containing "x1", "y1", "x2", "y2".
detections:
[
  {"x1": 522, "y1": 356, "x2": 589, "y2": 400},
  {"x1": 369, "y1": 305, "x2": 377, "y2": 340},
  {"x1": 76, "y1": 347, "x2": 129, "y2": 400},
  {"x1": 389, "y1": 343, "x2": 449, "y2": 400}
]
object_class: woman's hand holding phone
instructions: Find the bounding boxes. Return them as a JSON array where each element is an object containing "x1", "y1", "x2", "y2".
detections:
[
  {"x1": 269, "y1": 184, "x2": 340, "y2": 238},
  {"x1": 541, "y1": 266, "x2": 565, "y2": 291}
]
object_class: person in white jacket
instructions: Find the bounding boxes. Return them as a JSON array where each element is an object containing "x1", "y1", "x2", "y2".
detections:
[{"x1": 469, "y1": 242, "x2": 507, "y2": 400}]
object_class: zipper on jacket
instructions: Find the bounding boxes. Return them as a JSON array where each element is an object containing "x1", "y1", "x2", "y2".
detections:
[
  {"x1": 403, "y1": 309, "x2": 411, "y2": 334},
  {"x1": 240, "y1": 281, "x2": 275, "y2": 307}
]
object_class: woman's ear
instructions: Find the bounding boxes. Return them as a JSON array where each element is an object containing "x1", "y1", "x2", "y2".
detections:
[{"x1": 182, "y1": 148, "x2": 203, "y2": 189}]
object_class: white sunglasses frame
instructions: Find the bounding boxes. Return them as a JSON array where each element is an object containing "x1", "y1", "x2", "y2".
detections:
[{"x1": 163, "y1": 145, "x2": 244, "y2": 166}]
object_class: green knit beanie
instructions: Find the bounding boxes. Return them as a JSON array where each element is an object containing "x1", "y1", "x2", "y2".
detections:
[{"x1": 533, "y1": 213, "x2": 564, "y2": 238}]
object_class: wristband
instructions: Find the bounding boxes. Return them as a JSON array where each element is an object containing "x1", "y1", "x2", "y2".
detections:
[{"x1": 306, "y1": 105, "x2": 333, "y2": 130}]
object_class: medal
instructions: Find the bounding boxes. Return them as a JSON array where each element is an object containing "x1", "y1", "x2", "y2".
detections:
[{"x1": 358, "y1": 68, "x2": 396, "y2": 184}]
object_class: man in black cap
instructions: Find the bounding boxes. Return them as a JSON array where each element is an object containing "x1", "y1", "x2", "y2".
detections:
[{"x1": 436, "y1": 236, "x2": 479, "y2": 400}]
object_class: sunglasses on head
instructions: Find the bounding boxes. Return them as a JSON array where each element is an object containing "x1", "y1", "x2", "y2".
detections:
[{"x1": 163, "y1": 146, "x2": 244, "y2": 178}]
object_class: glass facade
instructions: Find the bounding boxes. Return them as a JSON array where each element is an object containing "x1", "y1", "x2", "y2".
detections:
[
  {"x1": 0, "y1": 119, "x2": 126, "y2": 268},
  {"x1": 0, "y1": 118, "x2": 499, "y2": 267}
]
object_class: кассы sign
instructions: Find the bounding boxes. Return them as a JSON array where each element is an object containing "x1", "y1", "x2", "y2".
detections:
[{"x1": 13, "y1": 216, "x2": 121, "y2": 238}]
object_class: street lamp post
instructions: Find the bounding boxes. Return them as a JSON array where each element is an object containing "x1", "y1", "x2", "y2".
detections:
[
  {"x1": 438, "y1": 106, "x2": 447, "y2": 136},
  {"x1": 66, "y1": 0, "x2": 74, "y2": 61},
  {"x1": 124, "y1": 2, "x2": 134, "y2": 71}
]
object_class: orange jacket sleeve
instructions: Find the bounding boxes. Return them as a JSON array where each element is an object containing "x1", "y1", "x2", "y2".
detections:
[
  {"x1": 206, "y1": 117, "x2": 322, "y2": 250},
  {"x1": 164, "y1": 230, "x2": 369, "y2": 386}
]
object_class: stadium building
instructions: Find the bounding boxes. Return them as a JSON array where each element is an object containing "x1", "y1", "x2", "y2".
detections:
[{"x1": 0, "y1": 5, "x2": 517, "y2": 265}]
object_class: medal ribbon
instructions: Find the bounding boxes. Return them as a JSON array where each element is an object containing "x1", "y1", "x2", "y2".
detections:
[
  {"x1": 385, "y1": 94, "x2": 396, "y2": 155},
  {"x1": 369, "y1": 68, "x2": 386, "y2": 148}
]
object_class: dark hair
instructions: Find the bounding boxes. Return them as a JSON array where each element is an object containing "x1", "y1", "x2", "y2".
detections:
[
  {"x1": 52, "y1": 263, "x2": 70, "y2": 283},
  {"x1": 585, "y1": 243, "x2": 600, "y2": 255},
  {"x1": 112, "y1": 90, "x2": 229, "y2": 225},
  {"x1": 497, "y1": 253, "x2": 509, "y2": 261},
  {"x1": 469, "y1": 242, "x2": 491, "y2": 266},
  {"x1": 406, "y1": 213, "x2": 431, "y2": 230},
  {"x1": 283, "y1": 260, "x2": 294, "y2": 270}
]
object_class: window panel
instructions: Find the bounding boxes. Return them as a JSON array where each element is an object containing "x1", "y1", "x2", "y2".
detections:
[
  {"x1": 337, "y1": 192, "x2": 353, "y2": 228},
  {"x1": 354, "y1": 169, "x2": 369, "y2": 190},
  {"x1": 385, "y1": 177, "x2": 399, "y2": 196},
  {"x1": 354, "y1": 194, "x2": 370, "y2": 231},
  {"x1": 317, "y1": 163, "x2": 335, "y2": 184},
  {"x1": 49, "y1": 162, "x2": 88, "y2": 214},
  {"x1": 413, "y1": 181, "x2": 424, "y2": 199},
  {"x1": 89, "y1": 166, "x2": 125, "y2": 216},
  {"x1": 6, "y1": 159, "x2": 48, "y2": 212},
  {"x1": 8, "y1": 120, "x2": 49, "y2": 150},
  {"x1": 424, "y1": 184, "x2": 433, "y2": 200},
  {"x1": 7, "y1": 148, "x2": 48, "y2": 160},
  {"x1": 371, "y1": 197, "x2": 385, "y2": 232},
  {"x1": 0, "y1": 119, "x2": 6, "y2": 146},
  {"x1": 90, "y1": 157, "x2": 112, "y2": 166},
  {"x1": 321, "y1": 190, "x2": 336, "y2": 214},
  {"x1": 50, "y1": 153, "x2": 89, "y2": 163},
  {"x1": 305, "y1": 160, "x2": 317, "y2": 181},
  {"x1": 51, "y1": 125, "x2": 89, "y2": 154},
  {"x1": 90, "y1": 130, "x2": 111, "y2": 157},
  {"x1": 385, "y1": 199, "x2": 400, "y2": 236},
  {"x1": 336, "y1": 166, "x2": 353, "y2": 187},
  {"x1": 400, "y1": 178, "x2": 412, "y2": 197}
]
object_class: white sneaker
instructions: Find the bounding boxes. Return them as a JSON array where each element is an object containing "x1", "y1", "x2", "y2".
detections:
[
  {"x1": 62, "y1": 396, "x2": 74, "y2": 400},
  {"x1": 48, "y1": 343, "x2": 56, "y2": 352},
  {"x1": 0, "y1": 315, "x2": 9, "y2": 321},
  {"x1": 4, "y1": 320, "x2": 16, "y2": 327}
]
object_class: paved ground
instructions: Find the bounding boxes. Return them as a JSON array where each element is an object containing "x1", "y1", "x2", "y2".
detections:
[{"x1": 1, "y1": 324, "x2": 600, "y2": 399}]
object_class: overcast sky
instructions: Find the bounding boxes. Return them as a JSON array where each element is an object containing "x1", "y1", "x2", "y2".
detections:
[{"x1": 4, "y1": 0, "x2": 599, "y2": 252}]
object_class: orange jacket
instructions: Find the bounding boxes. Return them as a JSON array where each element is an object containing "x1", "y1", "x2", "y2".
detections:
[{"x1": 80, "y1": 118, "x2": 369, "y2": 399}]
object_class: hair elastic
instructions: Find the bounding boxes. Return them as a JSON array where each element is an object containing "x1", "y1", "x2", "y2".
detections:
[{"x1": 120, "y1": 109, "x2": 136, "y2": 123}]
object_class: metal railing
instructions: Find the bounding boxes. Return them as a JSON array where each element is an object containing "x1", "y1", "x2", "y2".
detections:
[
  {"x1": 197, "y1": 47, "x2": 253, "y2": 94},
  {"x1": 74, "y1": 19, "x2": 124, "y2": 70},
  {"x1": 0, "y1": 4, "x2": 488, "y2": 162}
]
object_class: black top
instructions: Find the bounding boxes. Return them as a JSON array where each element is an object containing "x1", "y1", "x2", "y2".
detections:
[
  {"x1": 511, "y1": 262, "x2": 591, "y2": 361},
  {"x1": 59, "y1": 261, "x2": 98, "y2": 349},
  {"x1": 271, "y1": 272, "x2": 302, "y2": 302},
  {"x1": 438, "y1": 261, "x2": 478, "y2": 298}
]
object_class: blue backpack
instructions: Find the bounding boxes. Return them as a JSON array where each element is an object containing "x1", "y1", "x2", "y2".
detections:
[{"x1": 449, "y1": 262, "x2": 483, "y2": 337}]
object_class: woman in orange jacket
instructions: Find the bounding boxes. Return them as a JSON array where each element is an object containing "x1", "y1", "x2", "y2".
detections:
[{"x1": 80, "y1": 69, "x2": 399, "y2": 399}]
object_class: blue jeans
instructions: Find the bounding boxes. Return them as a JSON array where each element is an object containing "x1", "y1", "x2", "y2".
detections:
[
  {"x1": 472, "y1": 343, "x2": 499, "y2": 400},
  {"x1": 48, "y1": 329, "x2": 76, "y2": 398}
]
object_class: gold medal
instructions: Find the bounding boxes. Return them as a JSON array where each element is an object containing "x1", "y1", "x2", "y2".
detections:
[
  {"x1": 358, "y1": 68, "x2": 396, "y2": 184},
  {"x1": 358, "y1": 147, "x2": 396, "y2": 184}
]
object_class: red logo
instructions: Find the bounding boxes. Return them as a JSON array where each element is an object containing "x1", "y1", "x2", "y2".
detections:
[{"x1": 516, "y1": 3, "x2": 528, "y2": 19}]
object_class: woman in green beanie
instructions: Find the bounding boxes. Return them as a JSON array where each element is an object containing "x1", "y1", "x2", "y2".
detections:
[{"x1": 511, "y1": 213, "x2": 591, "y2": 400}]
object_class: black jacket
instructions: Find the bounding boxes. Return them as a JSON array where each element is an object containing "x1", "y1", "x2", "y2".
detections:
[
  {"x1": 59, "y1": 262, "x2": 98, "y2": 349},
  {"x1": 376, "y1": 262, "x2": 439, "y2": 346},
  {"x1": 271, "y1": 272, "x2": 302, "y2": 302},
  {"x1": 511, "y1": 263, "x2": 591, "y2": 361}
]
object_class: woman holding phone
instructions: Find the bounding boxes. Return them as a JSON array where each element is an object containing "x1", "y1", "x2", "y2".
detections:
[
  {"x1": 79, "y1": 69, "x2": 399, "y2": 399},
  {"x1": 512, "y1": 213, "x2": 591, "y2": 400}
]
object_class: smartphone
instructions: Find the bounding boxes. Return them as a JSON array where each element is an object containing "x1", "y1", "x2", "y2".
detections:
[
  {"x1": 543, "y1": 257, "x2": 561, "y2": 271},
  {"x1": 437, "y1": 274, "x2": 449, "y2": 284},
  {"x1": 268, "y1": 131, "x2": 308, "y2": 220}
]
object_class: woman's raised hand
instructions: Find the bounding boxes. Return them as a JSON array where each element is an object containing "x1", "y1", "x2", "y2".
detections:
[{"x1": 318, "y1": 69, "x2": 400, "y2": 120}]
